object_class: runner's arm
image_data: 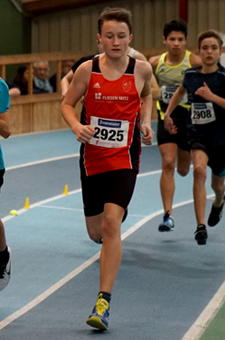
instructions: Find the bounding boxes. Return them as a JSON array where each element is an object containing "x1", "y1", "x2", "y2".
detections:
[
  {"x1": 164, "y1": 84, "x2": 187, "y2": 135},
  {"x1": 61, "y1": 69, "x2": 74, "y2": 99},
  {"x1": 140, "y1": 63, "x2": 155, "y2": 145},
  {"x1": 195, "y1": 82, "x2": 225, "y2": 109},
  {"x1": 60, "y1": 63, "x2": 95, "y2": 143}
]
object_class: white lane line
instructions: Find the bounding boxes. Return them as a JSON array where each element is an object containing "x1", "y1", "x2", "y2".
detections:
[
  {"x1": 5, "y1": 154, "x2": 79, "y2": 171},
  {"x1": 37, "y1": 205, "x2": 83, "y2": 212},
  {"x1": 0, "y1": 253, "x2": 100, "y2": 330},
  {"x1": 2, "y1": 168, "x2": 163, "y2": 222},
  {"x1": 2, "y1": 189, "x2": 81, "y2": 223},
  {"x1": 5, "y1": 144, "x2": 158, "y2": 171},
  {"x1": 181, "y1": 281, "x2": 225, "y2": 340},
  {"x1": 0, "y1": 195, "x2": 217, "y2": 332}
]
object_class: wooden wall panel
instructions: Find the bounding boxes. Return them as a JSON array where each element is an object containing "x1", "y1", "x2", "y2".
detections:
[
  {"x1": 59, "y1": 15, "x2": 71, "y2": 52},
  {"x1": 70, "y1": 12, "x2": 81, "y2": 53},
  {"x1": 31, "y1": 0, "x2": 225, "y2": 55},
  {"x1": 143, "y1": 1, "x2": 154, "y2": 48},
  {"x1": 8, "y1": 104, "x2": 33, "y2": 135},
  {"x1": 49, "y1": 101, "x2": 68, "y2": 131},
  {"x1": 7, "y1": 98, "x2": 83, "y2": 135},
  {"x1": 188, "y1": 0, "x2": 198, "y2": 47},
  {"x1": 188, "y1": 0, "x2": 225, "y2": 47},
  {"x1": 218, "y1": 0, "x2": 225, "y2": 31},
  {"x1": 49, "y1": 17, "x2": 60, "y2": 52},
  {"x1": 32, "y1": 101, "x2": 52, "y2": 132}
]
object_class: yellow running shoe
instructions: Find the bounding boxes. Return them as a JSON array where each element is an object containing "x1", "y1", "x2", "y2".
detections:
[{"x1": 86, "y1": 293, "x2": 110, "y2": 330}]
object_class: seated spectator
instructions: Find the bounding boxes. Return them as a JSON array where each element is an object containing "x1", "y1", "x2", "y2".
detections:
[
  {"x1": 33, "y1": 61, "x2": 53, "y2": 93},
  {"x1": 49, "y1": 59, "x2": 75, "y2": 92},
  {"x1": 7, "y1": 64, "x2": 49, "y2": 96}
]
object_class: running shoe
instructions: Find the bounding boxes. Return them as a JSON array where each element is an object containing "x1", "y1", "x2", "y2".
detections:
[
  {"x1": 194, "y1": 224, "x2": 208, "y2": 245},
  {"x1": 86, "y1": 293, "x2": 110, "y2": 330},
  {"x1": 158, "y1": 211, "x2": 174, "y2": 232},
  {"x1": 208, "y1": 197, "x2": 225, "y2": 227},
  {"x1": 0, "y1": 247, "x2": 11, "y2": 292}
]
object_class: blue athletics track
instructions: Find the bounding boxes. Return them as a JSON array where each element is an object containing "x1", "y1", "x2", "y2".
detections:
[{"x1": 0, "y1": 121, "x2": 225, "y2": 340}]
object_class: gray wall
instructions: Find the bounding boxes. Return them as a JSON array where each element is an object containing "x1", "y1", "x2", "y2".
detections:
[{"x1": 0, "y1": 0, "x2": 31, "y2": 80}]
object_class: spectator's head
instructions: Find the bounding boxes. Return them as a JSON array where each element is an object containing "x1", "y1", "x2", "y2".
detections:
[
  {"x1": 33, "y1": 61, "x2": 49, "y2": 80},
  {"x1": 13, "y1": 65, "x2": 31, "y2": 87},
  {"x1": 61, "y1": 60, "x2": 75, "y2": 77}
]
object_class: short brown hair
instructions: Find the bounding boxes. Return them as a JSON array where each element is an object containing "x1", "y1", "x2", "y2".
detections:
[
  {"x1": 98, "y1": 7, "x2": 132, "y2": 34},
  {"x1": 198, "y1": 29, "x2": 223, "y2": 49}
]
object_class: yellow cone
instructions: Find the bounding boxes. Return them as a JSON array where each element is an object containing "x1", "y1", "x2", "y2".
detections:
[
  {"x1": 63, "y1": 184, "x2": 68, "y2": 195},
  {"x1": 24, "y1": 197, "x2": 30, "y2": 209}
]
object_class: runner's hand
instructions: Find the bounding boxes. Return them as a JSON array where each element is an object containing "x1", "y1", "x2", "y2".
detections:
[
  {"x1": 73, "y1": 124, "x2": 96, "y2": 143},
  {"x1": 164, "y1": 115, "x2": 177, "y2": 134},
  {"x1": 141, "y1": 124, "x2": 154, "y2": 145}
]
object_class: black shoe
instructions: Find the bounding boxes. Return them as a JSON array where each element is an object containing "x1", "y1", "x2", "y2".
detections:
[
  {"x1": 208, "y1": 198, "x2": 224, "y2": 227},
  {"x1": 0, "y1": 247, "x2": 11, "y2": 291},
  {"x1": 194, "y1": 224, "x2": 208, "y2": 245}
]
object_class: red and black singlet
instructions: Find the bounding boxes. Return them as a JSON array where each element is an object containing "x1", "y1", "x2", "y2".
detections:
[{"x1": 80, "y1": 56, "x2": 141, "y2": 176}]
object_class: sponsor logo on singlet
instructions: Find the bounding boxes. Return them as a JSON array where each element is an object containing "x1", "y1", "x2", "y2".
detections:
[
  {"x1": 95, "y1": 93, "x2": 101, "y2": 99},
  {"x1": 122, "y1": 80, "x2": 131, "y2": 92},
  {"x1": 93, "y1": 82, "x2": 101, "y2": 88},
  {"x1": 94, "y1": 93, "x2": 129, "y2": 102}
]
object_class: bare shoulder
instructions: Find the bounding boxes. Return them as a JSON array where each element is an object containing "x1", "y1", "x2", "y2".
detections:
[
  {"x1": 190, "y1": 53, "x2": 202, "y2": 68},
  {"x1": 148, "y1": 55, "x2": 160, "y2": 70},
  {"x1": 135, "y1": 59, "x2": 152, "y2": 78},
  {"x1": 73, "y1": 59, "x2": 92, "y2": 79}
]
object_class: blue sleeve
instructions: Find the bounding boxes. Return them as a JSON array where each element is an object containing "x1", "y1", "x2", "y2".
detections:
[{"x1": 0, "y1": 78, "x2": 10, "y2": 113}]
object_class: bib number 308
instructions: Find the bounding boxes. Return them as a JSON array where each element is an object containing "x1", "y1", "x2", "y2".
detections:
[{"x1": 89, "y1": 116, "x2": 129, "y2": 148}]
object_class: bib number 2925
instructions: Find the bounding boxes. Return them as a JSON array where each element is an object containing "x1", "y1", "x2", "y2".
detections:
[{"x1": 89, "y1": 116, "x2": 129, "y2": 148}]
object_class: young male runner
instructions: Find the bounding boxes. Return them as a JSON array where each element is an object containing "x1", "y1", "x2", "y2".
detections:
[
  {"x1": 61, "y1": 7, "x2": 154, "y2": 330},
  {"x1": 149, "y1": 19, "x2": 201, "y2": 232},
  {"x1": 61, "y1": 43, "x2": 160, "y2": 100},
  {"x1": 0, "y1": 78, "x2": 11, "y2": 291},
  {"x1": 164, "y1": 30, "x2": 225, "y2": 245}
]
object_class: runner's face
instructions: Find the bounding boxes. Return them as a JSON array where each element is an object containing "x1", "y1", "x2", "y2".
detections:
[
  {"x1": 199, "y1": 37, "x2": 221, "y2": 66},
  {"x1": 98, "y1": 20, "x2": 132, "y2": 58},
  {"x1": 163, "y1": 31, "x2": 187, "y2": 55}
]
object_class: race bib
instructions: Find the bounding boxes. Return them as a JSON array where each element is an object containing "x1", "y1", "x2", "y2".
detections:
[
  {"x1": 89, "y1": 116, "x2": 129, "y2": 148},
  {"x1": 161, "y1": 85, "x2": 188, "y2": 104},
  {"x1": 191, "y1": 102, "x2": 216, "y2": 125}
]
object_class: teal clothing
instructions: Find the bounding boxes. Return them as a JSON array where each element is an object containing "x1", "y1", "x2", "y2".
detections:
[{"x1": 0, "y1": 78, "x2": 10, "y2": 170}]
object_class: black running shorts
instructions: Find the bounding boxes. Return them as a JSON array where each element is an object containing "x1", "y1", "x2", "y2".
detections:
[
  {"x1": 191, "y1": 141, "x2": 225, "y2": 177},
  {"x1": 157, "y1": 103, "x2": 190, "y2": 151},
  {"x1": 157, "y1": 118, "x2": 190, "y2": 151},
  {"x1": 81, "y1": 169, "x2": 137, "y2": 217}
]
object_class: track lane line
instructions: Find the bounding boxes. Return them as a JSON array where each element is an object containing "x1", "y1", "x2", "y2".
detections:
[{"x1": 0, "y1": 195, "x2": 216, "y2": 333}]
